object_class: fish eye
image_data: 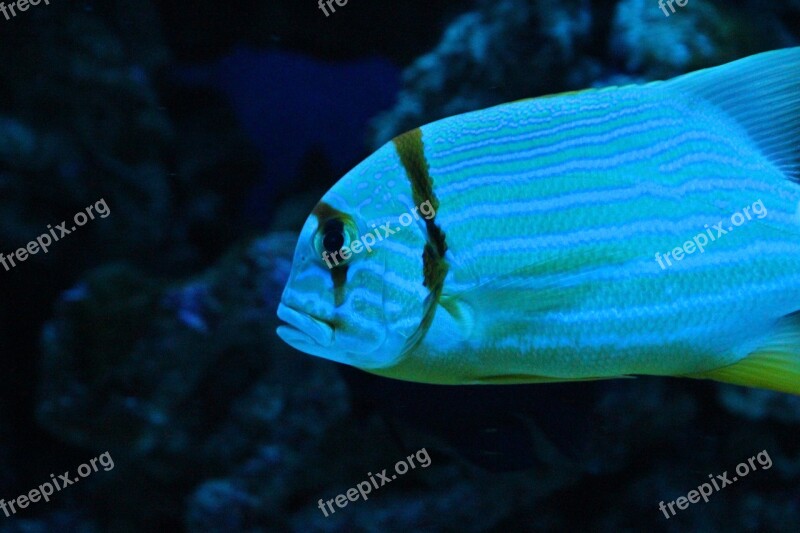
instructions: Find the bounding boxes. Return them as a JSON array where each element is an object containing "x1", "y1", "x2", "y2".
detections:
[
  {"x1": 313, "y1": 217, "x2": 356, "y2": 264},
  {"x1": 322, "y1": 219, "x2": 345, "y2": 252}
]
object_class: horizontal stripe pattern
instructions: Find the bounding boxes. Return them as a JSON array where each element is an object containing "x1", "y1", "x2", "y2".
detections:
[{"x1": 408, "y1": 82, "x2": 800, "y2": 377}]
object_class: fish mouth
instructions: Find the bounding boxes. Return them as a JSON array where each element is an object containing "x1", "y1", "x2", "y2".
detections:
[{"x1": 276, "y1": 303, "x2": 335, "y2": 352}]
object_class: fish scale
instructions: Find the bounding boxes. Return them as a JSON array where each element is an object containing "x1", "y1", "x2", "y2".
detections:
[{"x1": 278, "y1": 48, "x2": 800, "y2": 394}]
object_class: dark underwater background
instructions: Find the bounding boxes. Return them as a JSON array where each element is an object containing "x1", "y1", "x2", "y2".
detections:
[{"x1": 1, "y1": 0, "x2": 799, "y2": 531}]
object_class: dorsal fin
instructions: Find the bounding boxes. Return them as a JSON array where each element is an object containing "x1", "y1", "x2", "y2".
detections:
[{"x1": 662, "y1": 47, "x2": 800, "y2": 181}]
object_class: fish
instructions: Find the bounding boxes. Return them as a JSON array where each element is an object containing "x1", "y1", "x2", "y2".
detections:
[{"x1": 277, "y1": 47, "x2": 800, "y2": 395}]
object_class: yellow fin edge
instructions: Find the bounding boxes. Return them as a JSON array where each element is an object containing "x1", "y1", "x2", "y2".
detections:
[{"x1": 686, "y1": 315, "x2": 800, "y2": 395}]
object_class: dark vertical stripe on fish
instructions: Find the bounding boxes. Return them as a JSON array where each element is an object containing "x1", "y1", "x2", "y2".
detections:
[
  {"x1": 331, "y1": 264, "x2": 348, "y2": 307},
  {"x1": 392, "y1": 128, "x2": 449, "y2": 292},
  {"x1": 313, "y1": 201, "x2": 350, "y2": 307}
]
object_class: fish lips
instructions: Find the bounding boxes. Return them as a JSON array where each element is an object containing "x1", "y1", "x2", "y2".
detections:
[
  {"x1": 276, "y1": 303, "x2": 335, "y2": 356},
  {"x1": 276, "y1": 302, "x2": 390, "y2": 368}
]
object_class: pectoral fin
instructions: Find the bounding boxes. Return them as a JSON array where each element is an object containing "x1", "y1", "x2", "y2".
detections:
[{"x1": 448, "y1": 247, "x2": 632, "y2": 316}]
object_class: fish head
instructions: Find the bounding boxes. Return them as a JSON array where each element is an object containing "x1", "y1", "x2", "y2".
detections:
[{"x1": 277, "y1": 146, "x2": 432, "y2": 370}]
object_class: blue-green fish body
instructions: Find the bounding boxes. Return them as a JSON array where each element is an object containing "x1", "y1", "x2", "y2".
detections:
[{"x1": 278, "y1": 48, "x2": 800, "y2": 394}]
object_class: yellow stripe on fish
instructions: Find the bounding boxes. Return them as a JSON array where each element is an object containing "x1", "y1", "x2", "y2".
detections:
[{"x1": 277, "y1": 48, "x2": 800, "y2": 395}]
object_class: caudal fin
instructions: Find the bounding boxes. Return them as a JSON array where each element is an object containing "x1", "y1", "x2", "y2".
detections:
[{"x1": 687, "y1": 313, "x2": 800, "y2": 395}]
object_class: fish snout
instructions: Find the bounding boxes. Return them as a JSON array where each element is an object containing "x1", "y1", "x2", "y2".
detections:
[{"x1": 276, "y1": 301, "x2": 335, "y2": 349}]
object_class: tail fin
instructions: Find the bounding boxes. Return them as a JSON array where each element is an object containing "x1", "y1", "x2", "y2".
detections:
[
  {"x1": 665, "y1": 47, "x2": 800, "y2": 183},
  {"x1": 687, "y1": 313, "x2": 800, "y2": 395}
]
